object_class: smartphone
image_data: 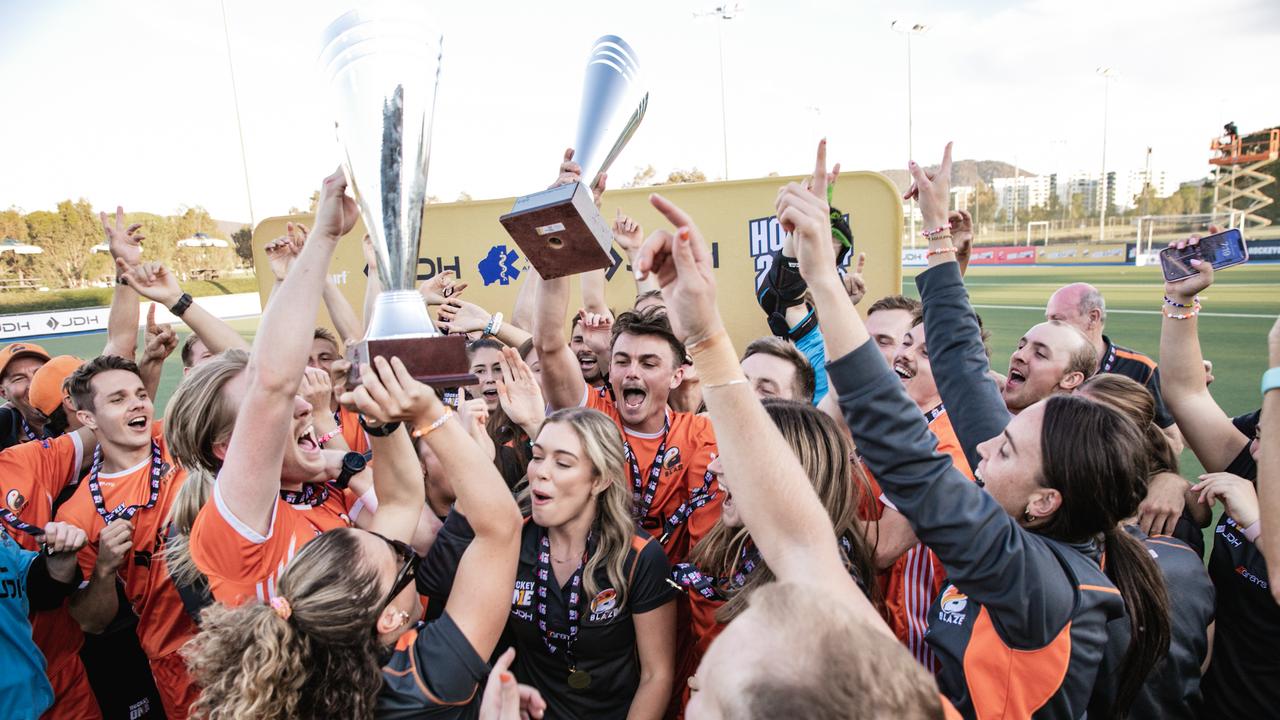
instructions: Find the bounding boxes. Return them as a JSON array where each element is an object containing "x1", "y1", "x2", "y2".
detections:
[{"x1": 1159, "y1": 228, "x2": 1248, "y2": 282}]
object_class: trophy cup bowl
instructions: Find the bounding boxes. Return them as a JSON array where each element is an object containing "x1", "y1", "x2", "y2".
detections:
[
  {"x1": 500, "y1": 35, "x2": 649, "y2": 279},
  {"x1": 319, "y1": 6, "x2": 474, "y2": 388}
]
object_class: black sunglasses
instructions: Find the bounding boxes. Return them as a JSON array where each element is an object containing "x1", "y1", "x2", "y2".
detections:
[{"x1": 370, "y1": 531, "x2": 420, "y2": 611}]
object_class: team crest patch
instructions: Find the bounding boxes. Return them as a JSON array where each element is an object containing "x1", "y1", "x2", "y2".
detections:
[
  {"x1": 938, "y1": 584, "x2": 968, "y2": 626},
  {"x1": 662, "y1": 447, "x2": 683, "y2": 472},
  {"x1": 6, "y1": 489, "x2": 25, "y2": 512},
  {"x1": 590, "y1": 588, "x2": 617, "y2": 614}
]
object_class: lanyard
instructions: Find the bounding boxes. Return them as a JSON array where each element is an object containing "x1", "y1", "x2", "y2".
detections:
[
  {"x1": 923, "y1": 404, "x2": 946, "y2": 424},
  {"x1": 534, "y1": 527, "x2": 590, "y2": 665},
  {"x1": 1101, "y1": 340, "x2": 1117, "y2": 374},
  {"x1": 623, "y1": 419, "x2": 669, "y2": 521},
  {"x1": 279, "y1": 483, "x2": 331, "y2": 507},
  {"x1": 658, "y1": 467, "x2": 718, "y2": 545},
  {"x1": 20, "y1": 417, "x2": 43, "y2": 443},
  {"x1": 88, "y1": 441, "x2": 166, "y2": 524},
  {"x1": 671, "y1": 541, "x2": 761, "y2": 603},
  {"x1": 0, "y1": 505, "x2": 42, "y2": 538}
]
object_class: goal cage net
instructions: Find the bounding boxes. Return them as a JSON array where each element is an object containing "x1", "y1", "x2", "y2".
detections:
[{"x1": 1133, "y1": 212, "x2": 1245, "y2": 264}]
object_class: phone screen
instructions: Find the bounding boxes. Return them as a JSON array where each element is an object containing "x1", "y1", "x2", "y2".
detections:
[{"x1": 1160, "y1": 229, "x2": 1248, "y2": 281}]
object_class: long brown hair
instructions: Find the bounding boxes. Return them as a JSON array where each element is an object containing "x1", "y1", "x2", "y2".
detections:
[
  {"x1": 1078, "y1": 373, "x2": 1179, "y2": 476},
  {"x1": 522, "y1": 408, "x2": 637, "y2": 607},
  {"x1": 1038, "y1": 395, "x2": 1171, "y2": 715},
  {"x1": 184, "y1": 528, "x2": 385, "y2": 720},
  {"x1": 689, "y1": 399, "x2": 878, "y2": 623}
]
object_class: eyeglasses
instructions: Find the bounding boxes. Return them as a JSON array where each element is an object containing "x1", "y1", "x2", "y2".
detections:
[{"x1": 370, "y1": 531, "x2": 420, "y2": 612}]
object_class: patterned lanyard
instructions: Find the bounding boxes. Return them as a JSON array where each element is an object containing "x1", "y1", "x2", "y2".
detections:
[
  {"x1": 658, "y1": 467, "x2": 718, "y2": 545},
  {"x1": 623, "y1": 419, "x2": 670, "y2": 521},
  {"x1": 20, "y1": 417, "x2": 43, "y2": 442},
  {"x1": 87, "y1": 441, "x2": 165, "y2": 524},
  {"x1": 1101, "y1": 340, "x2": 1117, "y2": 373},
  {"x1": 279, "y1": 483, "x2": 331, "y2": 508},
  {"x1": 534, "y1": 528, "x2": 590, "y2": 662},
  {"x1": 671, "y1": 541, "x2": 761, "y2": 603},
  {"x1": 0, "y1": 502, "x2": 43, "y2": 538},
  {"x1": 923, "y1": 404, "x2": 946, "y2": 424}
]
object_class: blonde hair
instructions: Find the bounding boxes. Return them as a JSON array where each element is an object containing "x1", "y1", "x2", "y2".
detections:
[
  {"x1": 184, "y1": 528, "x2": 385, "y2": 720},
  {"x1": 525, "y1": 407, "x2": 636, "y2": 607},
  {"x1": 690, "y1": 399, "x2": 878, "y2": 622},
  {"x1": 162, "y1": 350, "x2": 248, "y2": 586}
]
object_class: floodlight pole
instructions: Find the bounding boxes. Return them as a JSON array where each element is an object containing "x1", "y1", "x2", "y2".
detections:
[
  {"x1": 696, "y1": 5, "x2": 742, "y2": 181},
  {"x1": 892, "y1": 21, "x2": 929, "y2": 247},
  {"x1": 1096, "y1": 67, "x2": 1117, "y2": 242}
]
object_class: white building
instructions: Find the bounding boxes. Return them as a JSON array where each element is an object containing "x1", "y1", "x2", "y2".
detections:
[
  {"x1": 952, "y1": 185, "x2": 975, "y2": 213},
  {"x1": 992, "y1": 175, "x2": 1053, "y2": 214},
  {"x1": 1115, "y1": 168, "x2": 1171, "y2": 209}
]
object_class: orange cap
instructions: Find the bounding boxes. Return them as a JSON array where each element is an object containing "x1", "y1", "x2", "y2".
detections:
[
  {"x1": 28, "y1": 356, "x2": 84, "y2": 416},
  {"x1": 0, "y1": 342, "x2": 51, "y2": 381}
]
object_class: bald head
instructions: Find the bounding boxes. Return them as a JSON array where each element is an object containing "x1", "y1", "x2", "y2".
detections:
[{"x1": 1046, "y1": 282, "x2": 1106, "y2": 342}]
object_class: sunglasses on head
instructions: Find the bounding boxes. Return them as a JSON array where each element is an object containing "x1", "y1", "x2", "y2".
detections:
[{"x1": 370, "y1": 531, "x2": 420, "y2": 611}]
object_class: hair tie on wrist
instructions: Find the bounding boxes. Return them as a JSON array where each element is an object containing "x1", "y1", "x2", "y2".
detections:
[
  {"x1": 926, "y1": 246, "x2": 959, "y2": 258},
  {"x1": 270, "y1": 596, "x2": 292, "y2": 621}
]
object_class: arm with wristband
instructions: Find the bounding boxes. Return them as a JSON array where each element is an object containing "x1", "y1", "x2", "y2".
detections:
[{"x1": 1259, "y1": 317, "x2": 1280, "y2": 582}]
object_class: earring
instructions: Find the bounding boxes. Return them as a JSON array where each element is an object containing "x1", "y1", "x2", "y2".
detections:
[{"x1": 1023, "y1": 509, "x2": 1035, "y2": 523}]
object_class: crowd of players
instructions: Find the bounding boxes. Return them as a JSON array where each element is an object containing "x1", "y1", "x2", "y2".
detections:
[{"x1": 0, "y1": 139, "x2": 1277, "y2": 719}]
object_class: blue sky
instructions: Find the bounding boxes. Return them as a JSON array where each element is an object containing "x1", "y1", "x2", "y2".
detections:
[{"x1": 1, "y1": 0, "x2": 1277, "y2": 224}]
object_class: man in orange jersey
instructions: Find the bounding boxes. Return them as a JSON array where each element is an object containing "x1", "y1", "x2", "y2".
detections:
[
  {"x1": 55, "y1": 356, "x2": 199, "y2": 719},
  {"x1": 0, "y1": 342, "x2": 52, "y2": 451},
  {"x1": 0, "y1": 358, "x2": 103, "y2": 719}
]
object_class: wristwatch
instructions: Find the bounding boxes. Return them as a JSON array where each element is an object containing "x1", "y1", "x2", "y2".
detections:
[
  {"x1": 359, "y1": 415, "x2": 402, "y2": 437},
  {"x1": 334, "y1": 451, "x2": 368, "y2": 490},
  {"x1": 1263, "y1": 367, "x2": 1280, "y2": 395},
  {"x1": 169, "y1": 292, "x2": 194, "y2": 318}
]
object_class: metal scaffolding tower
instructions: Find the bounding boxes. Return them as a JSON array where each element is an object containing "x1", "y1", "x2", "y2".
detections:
[{"x1": 1210, "y1": 125, "x2": 1278, "y2": 228}]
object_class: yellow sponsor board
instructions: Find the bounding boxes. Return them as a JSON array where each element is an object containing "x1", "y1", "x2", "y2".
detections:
[
  {"x1": 252, "y1": 172, "x2": 902, "y2": 349},
  {"x1": 1034, "y1": 243, "x2": 1128, "y2": 265}
]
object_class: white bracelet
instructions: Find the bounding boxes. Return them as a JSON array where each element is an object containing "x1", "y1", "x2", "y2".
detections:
[
  {"x1": 1240, "y1": 520, "x2": 1262, "y2": 543},
  {"x1": 484, "y1": 312, "x2": 504, "y2": 337}
]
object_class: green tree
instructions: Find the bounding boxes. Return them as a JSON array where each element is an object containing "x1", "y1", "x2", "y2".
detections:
[
  {"x1": 625, "y1": 165, "x2": 657, "y2": 187},
  {"x1": 232, "y1": 225, "x2": 254, "y2": 266},
  {"x1": 659, "y1": 168, "x2": 707, "y2": 185},
  {"x1": 0, "y1": 208, "x2": 25, "y2": 240},
  {"x1": 26, "y1": 199, "x2": 100, "y2": 287}
]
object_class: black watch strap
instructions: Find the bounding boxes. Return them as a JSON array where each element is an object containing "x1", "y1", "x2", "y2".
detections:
[
  {"x1": 169, "y1": 292, "x2": 194, "y2": 317},
  {"x1": 360, "y1": 416, "x2": 402, "y2": 437},
  {"x1": 334, "y1": 451, "x2": 369, "y2": 490}
]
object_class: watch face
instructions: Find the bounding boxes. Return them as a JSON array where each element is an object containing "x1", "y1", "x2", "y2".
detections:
[{"x1": 344, "y1": 452, "x2": 368, "y2": 473}]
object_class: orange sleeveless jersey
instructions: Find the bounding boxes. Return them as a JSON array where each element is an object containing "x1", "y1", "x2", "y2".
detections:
[
  {"x1": 868, "y1": 408, "x2": 974, "y2": 671},
  {"x1": 0, "y1": 432, "x2": 101, "y2": 719},
  {"x1": 54, "y1": 423, "x2": 198, "y2": 661},
  {"x1": 189, "y1": 480, "x2": 354, "y2": 606}
]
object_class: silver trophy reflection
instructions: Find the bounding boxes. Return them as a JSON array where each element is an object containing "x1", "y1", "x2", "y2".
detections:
[
  {"x1": 319, "y1": 6, "x2": 474, "y2": 387},
  {"x1": 500, "y1": 35, "x2": 649, "y2": 279}
]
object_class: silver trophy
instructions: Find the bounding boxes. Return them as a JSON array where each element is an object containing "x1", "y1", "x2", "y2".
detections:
[
  {"x1": 500, "y1": 35, "x2": 649, "y2": 279},
  {"x1": 319, "y1": 5, "x2": 474, "y2": 387}
]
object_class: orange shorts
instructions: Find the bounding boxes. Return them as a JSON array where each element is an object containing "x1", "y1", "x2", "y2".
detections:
[
  {"x1": 149, "y1": 652, "x2": 199, "y2": 720},
  {"x1": 41, "y1": 656, "x2": 101, "y2": 720}
]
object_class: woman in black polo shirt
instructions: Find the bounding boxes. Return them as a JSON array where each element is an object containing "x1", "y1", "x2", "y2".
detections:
[{"x1": 422, "y1": 407, "x2": 677, "y2": 720}]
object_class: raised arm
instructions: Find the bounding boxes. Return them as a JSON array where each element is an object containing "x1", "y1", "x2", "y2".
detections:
[
  {"x1": 1260, "y1": 317, "x2": 1280, "y2": 588},
  {"x1": 612, "y1": 209, "x2": 659, "y2": 297},
  {"x1": 216, "y1": 169, "x2": 355, "y2": 534},
  {"x1": 136, "y1": 304, "x2": 177, "y2": 400},
  {"x1": 101, "y1": 207, "x2": 145, "y2": 360},
  {"x1": 1159, "y1": 237, "x2": 1250, "y2": 472},
  {"x1": 436, "y1": 298, "x2": 532, "y2": 348},
  {"x1": 118, "y1": 260, "x2": 249, "y2": 357},
  {"x1": 634, "y1": 181, "x2": 872, "y2": 614}
]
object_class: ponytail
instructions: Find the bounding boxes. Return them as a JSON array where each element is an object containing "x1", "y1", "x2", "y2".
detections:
[
  {"x1": 1102, "y1": 526, "x2": 1172, "y2": 715},
  {"x1": 186, "y1": 603, "x2": 310, "y2": 720},
  {"x1": 163, "y1": 466, "x2": 215, "y2": 588}
]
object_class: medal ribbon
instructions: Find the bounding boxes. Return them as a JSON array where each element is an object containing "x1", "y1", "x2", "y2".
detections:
[
  {"x1": 623, "y1": 419, "x2": 669, "y2": 522},
  {"x1": 534, "y1": 527, "x2": 590, "y2": 664},
  {"x1": 279, "y1": 483, "x2": 331, "y2": 507},
  {"x1": 658, "y1": 468, "x2": 719, "y2": 544},
  {"x1": 1101, "y1": 341, "x2": 1117, "y2": 374},
  {"x1": 20, "y1": 417, "x2": 44, "y2": 443},
  {"x1": 88, "y1": 440, "x2": 165, "y2": 524},
  {"x1": 0, "y1": 506, "x2": 43, "y2": 537},
  {"x1": 923, "y1": 403, "x2": 946, "y2": 424}
]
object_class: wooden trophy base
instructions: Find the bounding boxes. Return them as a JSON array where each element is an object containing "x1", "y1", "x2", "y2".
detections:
[
  {"x1": 347, "y1": 334, "x2": 477, "y2": 389},
  {"x1": 499, "y1": 181, "x2": 613, "y2": 279}
]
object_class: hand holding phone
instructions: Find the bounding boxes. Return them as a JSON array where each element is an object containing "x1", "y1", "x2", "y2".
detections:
[{"x1": 1160, "y1": 228, "x2": 1248, "y2": 282}]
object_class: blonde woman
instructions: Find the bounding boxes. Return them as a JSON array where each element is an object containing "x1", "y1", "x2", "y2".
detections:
[{"x1": 421, "y1": 407, "x2": 677, "y2": 720}]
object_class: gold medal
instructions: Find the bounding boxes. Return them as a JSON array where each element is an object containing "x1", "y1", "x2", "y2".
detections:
[{"x1": 568, "y1": 668, "x2": 592, "y2": 690}]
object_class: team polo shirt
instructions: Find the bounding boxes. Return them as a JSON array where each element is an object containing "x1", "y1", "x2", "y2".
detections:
[
  {"x1": 0, "y1": 527, "x2": 55, "y2": 719},
  {"x1": 420, "y1": 512, "x2": 677, "y2": 720},
  {"x1": 1097, "y1": 336, "x2": 1174, "y2": 428},
  {"x1": 376, "y1": 611, "x2": 488, "y2": 719},
  {"x1": 1, "y1": 405, "x2": 43, "y2": 452},
  {"x1": 0, "y1": 433, "x2": 92, "y2": 705},
  {"x1": 1198, "y1": 436, "x2": 1277, "y2": 717},
  {"x1": 581, "y1": 385, "x2": 719, "y2": 563},
  {"x1": 189, "y1": 480, "x2": 354, "y2": 606},
  {"x1": 54, "y1": 423, "x2": 198, "y2": 661}
]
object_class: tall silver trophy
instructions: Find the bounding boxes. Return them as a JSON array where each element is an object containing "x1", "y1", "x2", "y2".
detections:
[
  {"x1": 319, "y1": 6, "x2": 474, "y2": 387},
  {"x1": 500, "y1": 35, "x2": 649, "y2": 279}
]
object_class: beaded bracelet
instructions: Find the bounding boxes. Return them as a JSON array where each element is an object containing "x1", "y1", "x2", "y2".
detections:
[
  {"x1": 1163, "y1": 295, "x2": 1198, "y2": 309},
  {"x1": 921, "y1": 225, "x2": 949, "y2": 238},
  {"x1": 1162, "y1": 306, "x2": 1199, "y2": 320},
  {"x1": 316, "y1": 427, "x2": 342, "y2": 446},
  {"x1": 926, "y1": 246, "x2": 959, "y2": 258},
  {"x1": 412, "y1": 409, "x2": 454, "y2": 439}
]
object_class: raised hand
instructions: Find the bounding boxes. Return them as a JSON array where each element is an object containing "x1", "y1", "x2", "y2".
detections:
[
  {"x1": 419, "y1": 270, "x2": 469, "y2": 304},
  {"x1": 613, "y1": 209, "x2": 644, "y2": 256},
  {"x1": 841, "y1": 252, "x2": 868, "y2": 305},
  {"x1": 576, "y1": 308, "x2": 614, "y2": 359},
  {"x1": 436, "y1": 299, "x2": 491, "y2": 335},
  {"x1": 1164, "y1": 228, "x2": 1219, "y2": 304},
  {"x1": 117, "y1": 259, "x2": 182, "y2": 306},
  {"x1": 141, "y1": 305, "x2": 178, "y2": 364},
  {"x1": 101, "y1": 206, "x2": 144, "y2": 268},
  {"x1": 496, "y1": 346, "x2": 545, "y2": 437},
  {"x1": 1270, "y1": 314, "x2": 1280, "y2": 367},
  {"x1": 633, "y1": 194, "x2": 722, "y2": 345},
  {"x1": 298, "y1": 366, "x2": 334, "y2": 416},
  {"x1": 590, "y1": 172, "x2": 607, "y2": 208},
  {"x1": 776, "y1": 140, "x2": 839, "y2": 289},
  {"x1": 948, "y1": 209, "x2": 974, "y2": 273},
  {"x1": 479, "y1": 648, "x2": 547, "y2": 720},
  {"x1": 458, "y1": 398, "x2": 495, "y2": 461},
  {"x1": 361, "y1": 233, "x2": 379, "y2": 277},
  {"x1": 338, "y1": 356, "x2": 443, "y2": 427},
  {"x1": 905, "y1": 142, "x2": 954, "y2": 230},
  {"x1": 312, "y1": 167, "x2": 358, "y2": 241},
  {"x1": 95, "y1": 519, "x2": 134, "y2": 579},
  {"x1": 1193, "y1": 472, "x2": 1260, "y2": 528},
  {"x1": 40, "y1": 521, "x2": 89, "y2": 583},
  {"x1": 552, "y1": 148, "x2": 582, "y2": 189}
]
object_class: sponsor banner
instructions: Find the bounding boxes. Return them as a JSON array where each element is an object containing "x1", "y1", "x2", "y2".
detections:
[
  {"x1": 902, "y1": 247, "x2": 928, "y2": 267},
  {"x1": 0, "y1": 292, "x2": 261, "y2": 342},
  {"x1": 970, "y1": 246, "x2": 1036, "y2": 265},
  {"x1": 1035, "y1": 243, "x2": 1127, "y2": 265},
  {"x1": 1245, "y1": 238, "x2": 1280, "y2": 260}
]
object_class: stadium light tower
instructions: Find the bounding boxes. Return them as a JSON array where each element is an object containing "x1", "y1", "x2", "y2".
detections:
[
  {"x1": 1096, "y1": 67, "x2": 1118, "y2": 241},
  {"x1": 695, "y1": 4, "x2": 744, "y2": 180},
  {"x1": 892, "y1": 20, "x2": 929, "y2": 245}
]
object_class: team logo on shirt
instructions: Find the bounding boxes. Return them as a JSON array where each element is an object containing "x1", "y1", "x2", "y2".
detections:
[
  {"x1": 512, "y1": 580, "x2": 535, "y2": 607},
  {"x1": 662, "y1": 447, "x2": 683, "y2": 473},
  {"x1": 5, "y1": 490, "x2": 24, "y2": 513},
  {"x1": 588, "y1": 588, "x2": 619, "y2": 622},
  {"x1": 1236, "y1": 565, "x2": 1270, "y2": 590},
  {"x1": 938, "y1": 585, "x2": 968, "y2": 625}
]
